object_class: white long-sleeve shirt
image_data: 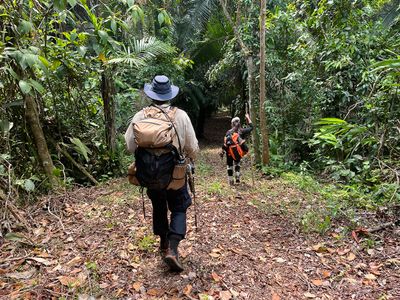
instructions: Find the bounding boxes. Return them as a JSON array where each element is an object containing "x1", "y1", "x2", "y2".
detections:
[{"x1": 124, "y1": 103, "x2": 199, "y2": 160}]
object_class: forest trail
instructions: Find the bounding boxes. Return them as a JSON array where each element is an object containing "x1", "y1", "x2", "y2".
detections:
[{"x1": 1, "y1": 115, "x2": 399, "y2": 300}]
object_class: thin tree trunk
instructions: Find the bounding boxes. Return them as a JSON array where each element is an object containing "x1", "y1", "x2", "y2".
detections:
[
  {"x1": 101, "y1": 68, "x2": 116, "y2": 155},
  {"x1": 246, "y1": 56, "x2": 261, "y2": 164},
  {"x1": 259, "y1": 0, "x2": 269, "y2": 165},
  {"x1": 219, "y1": 0, "x2": 261, "y2": 164},
  {"x1": 24, "y1": 94, "x2": 59, "y2": 188}
]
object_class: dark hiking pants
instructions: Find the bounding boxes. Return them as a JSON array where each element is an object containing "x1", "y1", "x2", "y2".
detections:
[
  {"x1": 226, "y1": 155, "x2": 241, "y2": 176},
  {"x1": 147, "y1": 185, "x2": 192, "y2": 241}
]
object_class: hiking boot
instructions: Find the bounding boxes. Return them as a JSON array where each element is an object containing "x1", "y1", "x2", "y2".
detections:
[
  {"x1": 159, "y1": 237, "x2": 169, "y2": 257},
  {"x1": 235, "y1": 178, "x2": 240, "y2": 183},
  {"x1": 228, "y1": 176, "x2": 234, "y2": 186},
  {"x1": 164, "y1": 249, "x2": 184, "y2": 272}
]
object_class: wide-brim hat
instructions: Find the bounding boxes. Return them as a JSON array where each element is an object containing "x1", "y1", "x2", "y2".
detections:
[{"x1": 144, "y1": 75, "x2": 179, "y2": 101}]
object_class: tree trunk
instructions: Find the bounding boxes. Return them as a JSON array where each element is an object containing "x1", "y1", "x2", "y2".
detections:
[
  {"x1": 246, "y1": 56, "x2": 261, "y2": 164},
  {"x1": 101, "y1": 68, "x2": 116, "y2": 155},
  {"x1": 259, "y1": 0, "x2": 270, "y2": 165},
  {"x1": 24, "y1": 94, "x2": 59, "y2": 188}
]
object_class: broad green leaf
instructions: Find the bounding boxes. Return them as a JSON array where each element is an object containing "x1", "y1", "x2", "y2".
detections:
[
  {"x1": 18, "y1": 80, "x2": 32, "y2": 94},
  {"x1": 315, "y1": 118, "x2": 347, "y2": 125},
  {"x1": 371, "y1": 59, "x2": 400, "y2": 71},
  {"x1": 54, "y1": 0, "x2": 67, "y2": 11},
  {"x1": 98, "y1": 30, "x2": 109, "y2": 42},
  {"x1": 127, "y1": 0, "x2": 135, "y2": 7},
  {"x1": 6, "y1": 67, "x2": 20, "y2": 80},
  {"x1": 24, "y1": 179, "x2": 35, "y2": 192},
  {"x1": 38, "y1": 56, "x2": 50, "y2": 68},
  {"x1": 111, "y1": 19, "x2": 117, "y2": 33},
  {"x1": 78, "y1": 46, "x2": 87, "y2": 56},
  {"x1": 67, "y1": 0, "x2": 77, "y2": 7},
  {"x1": 28, "y1": 79, "x2": 45, "y2": 94},
  {"x1": 70, "y1": 137, "x2": 92, "y2": 162},
  {"x1": 18, "y1": 20, "x2": 33, "y2": 34},
  {"x1": 163, "y1": 11, "x2": 172, "y2": 26},
  {"x1": 0, "y1": 119, "x2": 13, "y2": 133},
  {"x1": 158, "y1": 12, "x2": 165, "y2": 26}
]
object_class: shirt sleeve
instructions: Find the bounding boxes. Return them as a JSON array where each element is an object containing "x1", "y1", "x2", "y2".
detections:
[
  {"x1": 240, "y1": 123, "x2": 253, "y2": 138},
  {"x1": 182, "y1": 112, "x2": 199, "y2": 160},
  {"x1": 124, "y1": 111, "x2": 144, "y2": 154}
]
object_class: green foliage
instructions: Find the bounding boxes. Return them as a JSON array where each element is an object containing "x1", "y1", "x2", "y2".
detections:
[
  {"x1": 207, "y1": 181, "x2": 224, "y2": 195},
  {"x1": 138, "y1": 235, "x2": 157, "y2": 252},
  {"x1": 0, "y1": 0, "x2": 186, "y2": 198}
]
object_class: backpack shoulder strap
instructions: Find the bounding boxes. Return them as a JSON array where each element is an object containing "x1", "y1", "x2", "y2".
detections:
[{"x1": 167, "y1": 106, "x2": 178, "y2": 120}]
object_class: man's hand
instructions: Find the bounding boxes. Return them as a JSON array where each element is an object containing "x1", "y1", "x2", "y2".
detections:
[
  {"x1": 245, "y1": 113, "x2": 252, "y2": 124},
  {"x1": 219, "y1": 150, "x2": 224, "y2": 159}
]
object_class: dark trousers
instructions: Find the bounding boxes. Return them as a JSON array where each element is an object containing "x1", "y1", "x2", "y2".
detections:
[
  {"x1": 226, "y1": 155, "x2": 241, "y2": 176},
  {"x1": 147, "y1": 185, "x2": 192, "y2": 240}
]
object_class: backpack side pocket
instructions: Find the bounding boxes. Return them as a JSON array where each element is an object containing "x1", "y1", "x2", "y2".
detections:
[
  {"x1": 167, "y1": 158, "x2": 188, "y2": 190},
  {"x1": 127, "y1": 162, "x2": 140, "y2": 186}
]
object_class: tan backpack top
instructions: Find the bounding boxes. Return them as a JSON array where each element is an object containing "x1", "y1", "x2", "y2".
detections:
[{"x1": 132, "y1": 106, "x2": 179, "y2": 149}]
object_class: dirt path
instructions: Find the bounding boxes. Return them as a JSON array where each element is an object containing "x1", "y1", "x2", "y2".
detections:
[{"x1": 1, "y1": 115, "x2": 399, "y2": 300}]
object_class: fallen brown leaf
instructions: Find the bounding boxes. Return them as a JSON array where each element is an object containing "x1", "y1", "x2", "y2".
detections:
[
  {"x1": 271, "y1": 292, "x2": 281, "y2": 300},
  {"x1": 347, "y1": 252, "x2": 356, "y2": 261},
  {"x1": 58, "y1": 276, "x2": 77, "y2": 286},
  {"x1": 66, "y1": 256, "x2": 83, "y2": 267},
  {"x1": 132, "y1": 281, "x2": 142, "y2": 292},
  {"x1": 321, "y1": 269, "x2": 331, "y2": 278},
  {"x1": 274, "y1": 257, "x2": 286, "y2": 263},
  {"x1": 220, "y1": 290, "x2": 232, "y2": 300},
  {"x1": 5, "y1": 269, "x2": 36, "y2": 280},
  {"x1": 211, "y1": 272, "x2": 221, "y2": 282},
  {"x1": 312, "y1": 243, "x2": 328, "y2": 253},
  {"x1": 27, "y1": 257, "x2": 55, "y2": 266},
  {"x1": 183, "y1": 284, "x2": 192, "y2": 296},
  {"x1": 147, "y1": 288, "x2": 164, "y2": 296},
  {"x1": 209, "y1": 252, "x2": 220, "y2": 258},
  {"x1": 311, "y1": 279, "x2": 323, "y2": 286},
  {"x1": 337, "y1": 248, "x2": 350, "y2": 256},
  {"x1": 304, "y1": 292, "x2": 316, "y2": 298},
  {"x1": 364, "y1": 273, "x2": 377, "y2": 281}
]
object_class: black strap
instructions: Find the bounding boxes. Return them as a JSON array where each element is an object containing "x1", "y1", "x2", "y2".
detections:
[{"x1": 149, "y1": 104, "x2": 183, "y2": 158}]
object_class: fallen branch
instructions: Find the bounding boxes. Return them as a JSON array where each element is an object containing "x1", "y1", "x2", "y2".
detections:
[
  {"x1": 368, "y1": 219, "x2": 400, "y2": 233},
  {"x1": 56, "y1": 144, "x2": 99, "y2": 185}
]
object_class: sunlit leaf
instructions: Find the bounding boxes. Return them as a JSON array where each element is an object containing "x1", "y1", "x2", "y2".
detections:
[
  {"x1": 158, "y1": 12, "x2": 165, "y2": 26},
  {"x1": 67, "y1": 0, "x2": 77, "y2": 7},
  {"x1": 70, "y1": 137, "x2": 92, "y2": 162},
  {"x1": 111, "y1": 19, "x2": 117, "y2": 33},
  {"x1": 22, "y1": 179, "x2": 35, "y2": 192},
  {"x1": 18, "y1": 19, "x2": 33, "y2": 34},
  {"x1": 19, "y1": 80, "x2": 32, "y2": 94},
  {"x1": 54, "y1": 0, "x2": 67, "y2": 11},
  {"x1": 28, "y1": 79, "x2": 45, "y2": 94},
  {"x1": 0, "y1": 119, "x2": 13, "y2": 133}
]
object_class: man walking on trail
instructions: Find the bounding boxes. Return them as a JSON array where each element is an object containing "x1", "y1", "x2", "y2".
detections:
[
  {"x1": 124, "y1": 75, "x2": 199, "y2": 272},
  {"x1": 220, "y1": 114, "x2": 253, "y2": 185}
]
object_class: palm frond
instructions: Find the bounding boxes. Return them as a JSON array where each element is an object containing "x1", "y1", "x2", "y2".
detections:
[
  {"x1": 174, "y1": 0, "x2": 218, "y2": 51},
  {"x1": 108, "y1": 37, "x2": 175, "y2": 68}
]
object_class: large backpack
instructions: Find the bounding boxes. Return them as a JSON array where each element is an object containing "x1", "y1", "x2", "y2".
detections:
[
  {"x1": 224, "y1": 130, "x2": 247, "y2": 161},
  {"x1": 131, "y1": 105, "x2": 183, "y2": 190}
]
